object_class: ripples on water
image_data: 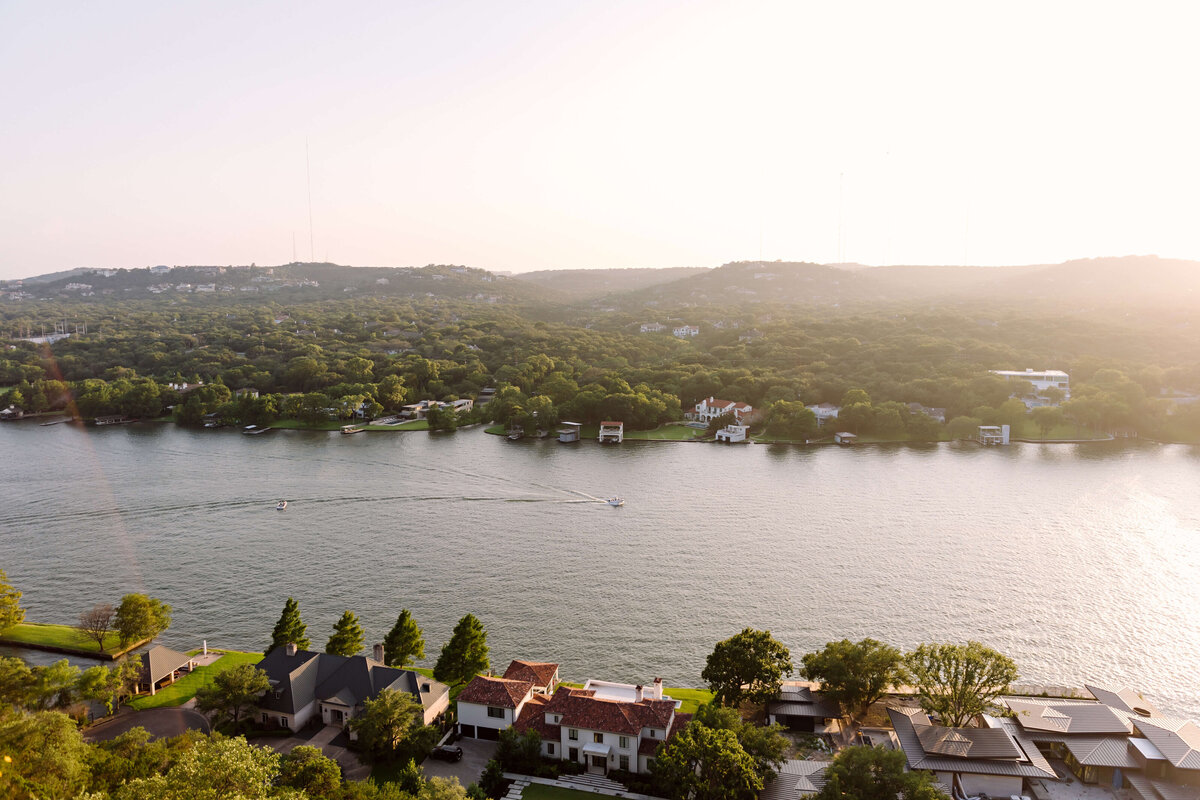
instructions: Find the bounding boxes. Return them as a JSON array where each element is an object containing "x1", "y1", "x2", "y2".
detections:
[{"x1": 2, "y1": 423, "x2": 1198, "y2": 717}]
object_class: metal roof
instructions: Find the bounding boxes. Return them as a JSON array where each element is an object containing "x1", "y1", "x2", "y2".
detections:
[
  {"x1": 140, "y1": 645, "x2": 193, "y2": 685},
  {"x1": 1062, "y1": 737, "x2": 1141, "y2": 769},
  {"x1": 1133, "y1": 718, "x2": 1200, "y2": 770},
  {"x1": 1003, "y1": 697, "x2": 1133, "y2": 735},
  {"x1": 760, "y1": 761, "x2": 829, "y2": 800},
  {"x1": 888, "y1": 707, "x2": 1057, "y2": 779},
  {"x1": 1085, "y1": 684, "x2": 1161, "y2": 718}
]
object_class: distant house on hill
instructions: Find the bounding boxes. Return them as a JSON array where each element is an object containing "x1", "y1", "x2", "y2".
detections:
[
  {"x1": 806, "y1": 403, "x2": 840, "y2": 426},
  {"x1": 673, "y1": 325, "x2": 699, "y2": 338},
  {"x1": 688, "y1": 397, "x2": 755, "y2": 425},
  {"x1": 640, "y1": 322, "x2": 666, "y2": 333}
]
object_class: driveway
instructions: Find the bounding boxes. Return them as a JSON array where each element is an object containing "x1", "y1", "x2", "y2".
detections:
[
  {"x1": 422, "y1": 738, "x2": 498, "y2": 786},
  {"x1": 84, "y1": 708, "x2": 211, "y2": 742},
  {"x1": 267, "y1": 724, "x2": 372, "y2": 782}
]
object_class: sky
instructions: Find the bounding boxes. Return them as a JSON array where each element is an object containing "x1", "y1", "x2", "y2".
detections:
[{"x1": 2, "y1": 1, "x2": 1200, "y2": 279}]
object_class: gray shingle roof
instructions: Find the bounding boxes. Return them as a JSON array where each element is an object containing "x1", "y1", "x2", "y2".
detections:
[
  {"x1": 255, "y1": 649, "x2": 448, "y2": 716},
  {"x1": 140, "y1": 645, "x2": 194, "y2": 686},
  {"x1": 888, "y1": 707, "x2": 1056, "y2": 779}
]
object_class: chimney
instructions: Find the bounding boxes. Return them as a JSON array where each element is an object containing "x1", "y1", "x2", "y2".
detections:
[
  {"x1": 286, "y1": 642, "x2": 297, "y2": 656},
  {"x1": 653, "y1": 677, "x2": 663, "y2": 700},
  {"x1": 635, "y1": 685, "x2": 644, "y2": 702},
  {"x1": 373, "y1": 643, "x2": 385, "y2": 663}
]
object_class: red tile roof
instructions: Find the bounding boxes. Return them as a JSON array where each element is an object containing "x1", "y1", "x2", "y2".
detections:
[
  {"x1": 504, "y1": 660, "x2": 559, "y2": 688},
  {"x1": 640, "y1": 712, "x2": 692, "y2": 755},
  {"x1": 515, "y1": 694, "x2": 559, "y2": 739},
  {"x1": 457, "y1": 676, "x2": 533, "y2": 709},
  {"x1": 537, "y1": 686, "x2": 677, "y2": 736}
]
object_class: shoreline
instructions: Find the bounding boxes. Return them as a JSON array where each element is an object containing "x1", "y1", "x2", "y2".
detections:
[{"x1": 0, "y1": 622, "x2": 151, "y2": 661}]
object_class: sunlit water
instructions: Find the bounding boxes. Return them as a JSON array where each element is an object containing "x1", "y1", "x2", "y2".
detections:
[{"x1": 2, "y1": 422, "x2": 1198, "y2": 717}]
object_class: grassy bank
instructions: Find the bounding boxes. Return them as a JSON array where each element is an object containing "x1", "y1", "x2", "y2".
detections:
[
  {"x1": 127, "y1": 649, "x2": 262, "y2": 710},
  {"x1": 0, "y1": 622, "x2": 128, "y2": 657}
]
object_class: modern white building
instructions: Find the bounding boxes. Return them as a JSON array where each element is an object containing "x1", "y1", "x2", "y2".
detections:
[
  {"x1": 806, "y1": 403, "x2": 841, "y2": 426},
  {"x1": 715, "y1": 424, "x2": 748, "y2": 443},
  {"x1": 991, "y1": 369, "x2": 1070, "y2": 408}
]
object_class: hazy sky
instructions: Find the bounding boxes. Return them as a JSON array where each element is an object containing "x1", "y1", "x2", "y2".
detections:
[{"x1": 3, "y1": 1, "x2": 1199, "y2": 279}]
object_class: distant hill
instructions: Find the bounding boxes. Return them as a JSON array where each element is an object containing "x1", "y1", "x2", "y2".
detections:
[{"x1": 512, "y1": 267, "x2": 710, "y2": 301}]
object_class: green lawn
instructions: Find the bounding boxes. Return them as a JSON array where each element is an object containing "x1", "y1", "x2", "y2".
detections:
[
  {"x1": 521, "y1": 785, "x2": 604, "y2": 800},
  {"x1": 0, "y1": 622, "x2": 125, "y2": 655},
  {"x1": 270, "y1": 418, "x2": 345, "y2": 431},
  {"x1": 127, "y1": 649, "x2": 262, "y2": 710},
  {"x1": 625, "y1": 424, "x2": 705, "y2": 441},
  {"x1": 364, "y1": 419, "x2": 429, "y2": 431}
]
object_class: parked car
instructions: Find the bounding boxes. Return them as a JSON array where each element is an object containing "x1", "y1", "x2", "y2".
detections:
[{"x1": 431, "y1": 745, "x2": 463, "y2": 762}]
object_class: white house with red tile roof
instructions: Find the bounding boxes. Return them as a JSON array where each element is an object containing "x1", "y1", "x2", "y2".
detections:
[
  {"x1": 503, "y1": 660, "x2": 560, "y2": 694},
  {"x1": 515, "y1": 678, "x2": 690, "y2": 775},
  {"x1": 457, "y1": 675, "x2": 538, "y2": 740},
  {"x1": 687, "y1": 397, "x2": 755, "y2": 425}
]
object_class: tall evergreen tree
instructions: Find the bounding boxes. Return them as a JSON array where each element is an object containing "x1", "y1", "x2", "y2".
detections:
[
  {"x1": 0, "y1": 569, "x2": 25, "y2": 632},
  {"x1": 433, "y1": 613, "x2": 489, "y2": 686},
  {"x1": 325, "y1": 611, "x2": 365, "y2": 657},
  {"x1": 383, "y1": 609, "x2": 425, "y2": 668},
  {"x1": 265, "y1": 597, "x2": 310, "y2": 655}
]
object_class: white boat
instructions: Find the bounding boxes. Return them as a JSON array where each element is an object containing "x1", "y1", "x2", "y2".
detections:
[
  {"x1": 606, "y1": 497, "x2": 624, "y2": 507},
  {"x1": 276, "y1": 500, "x2": 287, "y2": 510}
]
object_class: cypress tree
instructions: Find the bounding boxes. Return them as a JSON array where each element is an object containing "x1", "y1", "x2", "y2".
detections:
[
  {"x1": 265, "y1": 597, "x2": 310, "y2": 655},
  {"x1": 326, "y1": 611, "x2": 365, "y2": 657},
  {"x1": 433, "y1": 613, "x2": 490, "y2": 686},
  {"x1": 383, "y1": 609, "x2": 425, "y2": 667}
]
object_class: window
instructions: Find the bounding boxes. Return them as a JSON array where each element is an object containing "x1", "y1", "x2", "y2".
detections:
[
  {"x1": 261, "y1": 713, "x2": 268, "y2": 724},
  {"x1": 620, "y1": 755, "x2": 629, "y2": 771},
  {"x1": 568, "y1": 729, "x2": 578, "y2": 740},
  {"x1": 569, "y1": 747, "x2": 578, "y2": 761},
  {"x1": 594, "y1": 732, "x2": 604, "y2": 744},
  {"x1": 487, "y1": 706, "x2": 505, "y2": 719},
  {"x1": 650, "y1": 729, "x2": 657, "y2": 738},
  {"x1": 547, "y1": 743, "x2": 555, "y2": 755},
  {"x1": 553, "y1": 715, "x2": 561, "y2": 723},
  {"x1": 619, "y1": 736, "x2": 628, "y2": 749},
  {"x1": 280, "y1": 716, "x2": 289, "y2": 728}
]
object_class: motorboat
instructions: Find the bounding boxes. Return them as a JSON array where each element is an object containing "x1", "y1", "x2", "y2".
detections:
[
  {"x1": 276, "y1": 500, "x2": 287, "y2": 510},
  {"x1": 340, "y1": 425, "x2": 364, "y2": 434},
  {"x1": 606, "y1": 497, "x2": 624, "y2": 507}
]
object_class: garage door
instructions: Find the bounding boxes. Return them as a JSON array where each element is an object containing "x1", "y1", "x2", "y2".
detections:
[
  {"x1": 477, "y1": 725, "x2": 500, "y2": 741},
  {"x1": 459, "y1": 724, "x2": 476, "y2": 738}
]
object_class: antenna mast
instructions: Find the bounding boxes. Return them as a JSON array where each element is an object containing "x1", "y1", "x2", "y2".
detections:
[{"x1": 306, "y1": 141, "x2": 315, "y2": 263}]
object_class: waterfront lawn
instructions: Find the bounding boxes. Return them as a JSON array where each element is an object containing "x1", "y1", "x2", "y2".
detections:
[
  {"x1": 364, "y1": 419, "x2": 429, "y2": 431},
  {"x1": 0, "y1": 622, "x2": 122, "y2": 654},
  {"x1": 127, "y1": 650, "x2": 262, "y2": 710},
  {"x1": 270, "y1": 418, "x2": 345, "y2": 431},
  {"x1": 625, "y1": 424, "x2": 704, "y2": 441}
]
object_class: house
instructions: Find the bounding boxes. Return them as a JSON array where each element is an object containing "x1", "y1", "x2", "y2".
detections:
[
  {"x1": 598, "y1": 421, "x2": 623, "y2": 443},
  {"x1": 640, "y1": 323, "x2": 666, "y2": 333},
  {"x1": 235, "y1": 388, "x2": 259, "y2": 399},
  {"x1": 138, "y1": 645, "x2": 196, "y2": 696},
  {"x1": 687, "y1": 397, "x2": 755, "y2": 425},
  {"x1": 715, "y1": 424, "x2": 748, "y2": 443},
  {"x1": 888, "y1": 706, "x2": 1058, "y2": 797},
  {"x1": 457, "y1": 660, "x2": 561, "y2": 739},
  {"x1": 997, "y1": 684, "x2": 1200, "y2": 799},
  {"x1": 672, "y1": 325, "x2": 699, "y2": 338},
  {"x1": 990, "y1": 368, "x2": 1070, "y2": 408},
  {"x1": 806, "y1": 403, "x2": 841, "y2": 425},
  {"x1": 557, "y1": 422, "x2": 582, "y2": 443},
  {"x1": 254, "y1": 643, "x2": 450, "y2": 732},
  {"x1": 514, "y1": 677, "x2": 689, "y2": 775},
  {"x1": 738, "y1": 329, "x2": 764, "y2": 343},
  {"x1": 907, "y1": 403, "x2": 947, "y2": 423},
  {"x1": 0, "y1": 405, "x2": 24, "y2": 420},
  {"x1": 766, "y1": 684, "x2": 842, "y2": 734}
]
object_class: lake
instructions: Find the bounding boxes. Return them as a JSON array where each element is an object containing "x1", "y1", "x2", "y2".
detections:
[{"x1": 2, "y1": 421, "x2": 1198, "y2": 718}]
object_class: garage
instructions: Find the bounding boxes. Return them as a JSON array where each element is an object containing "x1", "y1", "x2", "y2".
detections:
[
  {"x1": 459, "y1": 724, "x2": 476, "y2": 739},
  {"x1": 477, "y1": 725, "x2": 500, "y2": 741}
]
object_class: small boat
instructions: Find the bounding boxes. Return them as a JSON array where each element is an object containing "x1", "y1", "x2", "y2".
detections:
[
  {"x1": 276, "y1": 500, "x2": 287, "y2": 510},
  {"x1": 606, "y1": 497, "x2": 624, "y2": 507},
  {"x1": 341, "y1": 425, "x2": 364, "y2": 435},
  {"x1": 507, "y1": 431, "x2": 523, "y2": 440},
  {"x1": 243, "y1": 425, "x2": 272, "y2": 435}
]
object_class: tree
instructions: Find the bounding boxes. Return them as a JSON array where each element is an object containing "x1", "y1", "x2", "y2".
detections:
[
  {"x1": 326, "y1": 610, "x2": 365, "y2": 656},
  {"x1": 652, "y1": 722, "x2": 763, "y2": 800},
  {"x1": 278, "y1": 745, "x2": 343, "y2": 797},
  {"x1": 946, "y1": 415, "x2": 983, "y2": 440},
  {"x1": 0, "y1": 655, "x2": 35, "y2": 708},
  {"x1": 114, "y1": 593, "x2": 172, "y2": 647},
  {"x1": 814, "y1": 745, "x2": 948, "y2": 800},
  {"x1": 906, "y1": 641, "x2": 1019, "y2": 727},
  {"x1": 30, "y1": 659, "x2": 80, "y2": 709},
  {"x1": 0, "y1": 569, "x2": 23, "y2": 632},
  {"x1": 706, "y1": 411, "x2": 738, "y2": 436},
  {"x1": 1031, "y1": 405, "x2": 1064, "y2": 437},
  {"x1": 348, "y1": 687, "x2": 423, "y2": 759},
  {"x1": 800, "y1": 638, "x2": 908, "y2": 723},
  {"x1": 701, "y1": 628, "x2": 793, "y2": 707},
  {"x1": 693, "y1": 704, "x2": 789, "y2": 783},
  {"x1": 115, "y1": 735, "x2": 281, "y2": 800},
  {"x1": 383, "y1": 609, "x2": 425, "y2": 668},
  {"x1": 193, "y1": 663, "x2": 271, "y2": 731},
  {"x1": 496, "y1": 726, "x2": 543, "y2": 774},
  {"x1": 0, "y1": 709, "x2": 90, "y2": 799},
  {"x1": 434, "y1": 613, "x2": 490, "y2": 687},
  {"x1": 79, "y1": 603, "x2": 115, "y2": 652},
  {"x1": 265, "y1": 597, "x2": 310, "y2": 655},
  {"x1": 764, "y1": 401, "x2": 818, "y2": 440}
]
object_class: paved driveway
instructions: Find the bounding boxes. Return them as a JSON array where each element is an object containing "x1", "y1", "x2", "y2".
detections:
[
  {"x1": 422, "y1": 738, "x2": 498, "y2": 786},
  {"x1": 84, "y1": 708, "x2": 211, "y2": 742},
  {"x1": 267, "y1": 725, "x2": 371, "y2": 782}
]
